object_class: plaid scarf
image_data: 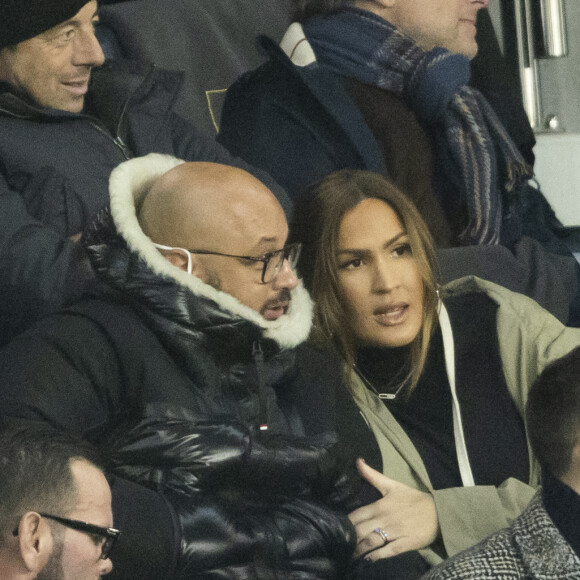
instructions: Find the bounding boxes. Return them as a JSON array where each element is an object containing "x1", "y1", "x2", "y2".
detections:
[{"x1": 304, "y1": 7, "x2": 533, "y2": 245}]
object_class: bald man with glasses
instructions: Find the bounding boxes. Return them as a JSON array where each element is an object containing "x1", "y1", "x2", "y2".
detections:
[{"x1": 0, "y1": 154, "x2": 377, "y2": 580}]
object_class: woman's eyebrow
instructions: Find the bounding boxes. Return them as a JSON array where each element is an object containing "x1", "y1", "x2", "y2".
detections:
[
  {"x1": 382, "y1": 231, "x2": 408, "y2": 249},
  {"x1": 337, "y1": 248, "x2": 370, "y2": 257}
]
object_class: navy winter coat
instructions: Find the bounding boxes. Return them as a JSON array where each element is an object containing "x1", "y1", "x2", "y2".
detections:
[{"x1": 0, "y1": 59, "x2": 286, "y2": 343}]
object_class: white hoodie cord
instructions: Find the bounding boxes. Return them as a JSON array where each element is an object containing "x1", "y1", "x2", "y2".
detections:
[{"x1": 438, "y1": 302, "x2": 475, "y2": 487}]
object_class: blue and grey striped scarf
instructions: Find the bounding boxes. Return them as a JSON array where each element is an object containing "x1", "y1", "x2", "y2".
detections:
[{"x1": 303, "y1": 7, "x2": 533, "y2": 245}]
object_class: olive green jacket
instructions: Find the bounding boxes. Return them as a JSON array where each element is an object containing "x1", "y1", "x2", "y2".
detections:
[{"x1": 347, "y1": 277, "x2": 580, "y2": 565}]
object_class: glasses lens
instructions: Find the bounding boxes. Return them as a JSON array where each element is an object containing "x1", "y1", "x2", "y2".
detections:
[
  {"x1": 286, "y1": 244, "x2": 301, "y2": 269},
  {"x1": 262, "y1": 250, "x2": 283, "y2": 284},
  {"x1": 262, "y1": 245, "x2": 301, "y2": 284},
  {"x1": 101, "y1": 536, "x2": 115, "y2": 560}
]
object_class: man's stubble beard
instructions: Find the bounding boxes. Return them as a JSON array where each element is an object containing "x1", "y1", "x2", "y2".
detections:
[
  {"x1": 36, "y1": 537, "x2": 64, "y2": 580},
  {"x1": 205, "y1": 269, "x2": 222, "y2": 292},
  {"x1": 204, "y1": 268, "x2": 292, "y2": 317}
]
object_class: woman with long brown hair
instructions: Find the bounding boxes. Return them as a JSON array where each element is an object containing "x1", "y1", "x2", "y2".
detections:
[{"x1": 291, "y1": 169, "x2": 580, "y2": 571}]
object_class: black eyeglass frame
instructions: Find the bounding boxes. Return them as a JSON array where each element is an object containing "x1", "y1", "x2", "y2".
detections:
[
  {"x1": 188, "y1": 242, "x2": 301, "y2": 284},
  {"x1": 39, "y1": 513, "x2": 121, "y2": 560}
]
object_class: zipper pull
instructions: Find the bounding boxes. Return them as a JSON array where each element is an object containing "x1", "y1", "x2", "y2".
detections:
[
  {"x1": 252, "y1": 341, "x2": 268, "y2": 431},
  {"x1": 113, "y1": 135, "x2": 132, "y2": 159}
]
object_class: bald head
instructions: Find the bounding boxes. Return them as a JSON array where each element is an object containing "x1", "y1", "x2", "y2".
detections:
[
  {"x1": 138, "y1": 161, "x2": 298, "y2": 317},
  {"x1": 139, "y1": 162, "x2": 285, "y2": 250}
]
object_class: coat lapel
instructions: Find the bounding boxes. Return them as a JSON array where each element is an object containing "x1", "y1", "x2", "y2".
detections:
[{"x1": 260, "y1": 32, "x2": 386, "y2": 174}]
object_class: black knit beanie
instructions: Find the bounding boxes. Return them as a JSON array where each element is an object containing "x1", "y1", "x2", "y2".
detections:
[{"x1": 0, "y1": 0, "x2": 123, "y2": 49}]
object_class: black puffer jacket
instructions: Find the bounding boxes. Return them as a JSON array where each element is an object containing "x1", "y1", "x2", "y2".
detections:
[
  {"x1": 0, "y1": 60, "x2": 286, "y2": 344},
  {"x1": 0, "y1": 154, "x2": 373, "y2": 579}
]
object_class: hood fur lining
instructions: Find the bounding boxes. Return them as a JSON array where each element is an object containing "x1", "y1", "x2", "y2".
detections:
[{"x1": 108, "y1": 154, "x2": 313, "y2": 349}]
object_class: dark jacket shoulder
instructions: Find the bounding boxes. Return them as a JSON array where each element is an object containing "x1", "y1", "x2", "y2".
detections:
[{"x1": 218, "y1": 36, "x2": 383, "y2": 198}]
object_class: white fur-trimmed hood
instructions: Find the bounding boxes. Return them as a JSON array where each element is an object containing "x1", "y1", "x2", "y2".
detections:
[{"x1": 107, "y1": 153, "x2": 313, "y2": 349}]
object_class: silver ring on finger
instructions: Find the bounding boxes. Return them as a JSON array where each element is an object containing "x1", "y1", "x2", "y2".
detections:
[{"x1": 373, "y1": 528, "x2": 389, "y2": 546}]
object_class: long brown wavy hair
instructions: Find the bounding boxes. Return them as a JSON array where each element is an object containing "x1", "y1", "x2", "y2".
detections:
[{"x1": 291, "y1": 169, "x2": 440, "y2": 394}]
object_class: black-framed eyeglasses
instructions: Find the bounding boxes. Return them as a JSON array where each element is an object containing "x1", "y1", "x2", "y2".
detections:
[
  {"x1": 39, "y1": 513, "x2": 121, "y2": 560},
  {"x1": 188, "y1": 243, "x2": 302, "y2": 284}
]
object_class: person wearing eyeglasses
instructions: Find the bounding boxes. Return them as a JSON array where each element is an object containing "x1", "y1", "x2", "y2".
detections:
[
  {"x1": 0, "y1": 425, "x2": 117, "y2": 579},
  {"x1": 0, "y1": 153, "x2": 381, "y2": 580}
]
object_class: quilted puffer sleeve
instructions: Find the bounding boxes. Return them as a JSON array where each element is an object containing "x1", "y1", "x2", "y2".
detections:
[
  {"x1": 105, "y1": 404, "x2": 361, "y2": 579},
  {"x1": 170, "y1": 491, "x2": 356, "y2": 579},
  {"x1": 105, "y1": 402, "x2": 361, "y2": 504}
]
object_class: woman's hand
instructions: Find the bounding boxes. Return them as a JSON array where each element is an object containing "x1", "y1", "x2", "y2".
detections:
[{"x1": 348, "y1": 458, "x2": 440, "y2": 560}]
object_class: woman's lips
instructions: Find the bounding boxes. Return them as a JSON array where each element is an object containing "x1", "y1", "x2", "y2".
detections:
[{"x1": 373, "y1": 303, "x2": 409, "y2": 326}]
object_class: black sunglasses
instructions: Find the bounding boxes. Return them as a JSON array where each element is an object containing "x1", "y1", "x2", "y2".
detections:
[{"x1": 39, "y1": 513, "x2": 120, "y2": 560}]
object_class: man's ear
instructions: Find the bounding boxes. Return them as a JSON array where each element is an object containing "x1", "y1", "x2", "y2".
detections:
[
  {"x1": 162, "y1": 249, "x2": 190, "y2": 272},
  {"x1": 161, "y1": 249, "x2": 206, "y2": 279},
  {"x1": 17, "y1": 512, "x2": 53, "y2": 573}
]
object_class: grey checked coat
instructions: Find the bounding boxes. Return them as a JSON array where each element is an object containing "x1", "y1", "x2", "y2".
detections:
[{"x1": 422, "y1": 492, "x2": 580, "y2": 579}]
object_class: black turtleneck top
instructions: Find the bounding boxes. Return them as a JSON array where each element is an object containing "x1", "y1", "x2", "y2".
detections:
[{"x1": 356, "y1": 292, "x2": 529, "y2": 490}]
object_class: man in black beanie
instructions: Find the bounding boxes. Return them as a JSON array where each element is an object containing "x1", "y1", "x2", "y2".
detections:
[
  {"x1": 0, "y1": 0, "x2": 105, "y2": 111},
  {"x1": 0, "y1": 0, "x2": 286, "y2": 345}
]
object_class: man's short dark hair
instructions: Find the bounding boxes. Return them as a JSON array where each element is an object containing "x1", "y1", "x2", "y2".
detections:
[
  {"x1": 0, "y1": 424, "x2": 103, "y2": 547},
  {"x1": 291, "y1": 0, "x2": 348, "y2": 23},
  {"x1": 526, "y1": 346, "x2": 580, "y2": 478}
]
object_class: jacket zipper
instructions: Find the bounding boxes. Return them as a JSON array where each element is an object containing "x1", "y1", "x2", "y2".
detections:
[
  {"x1": 102, "y1": 63, "x2": 161, "y2": 161},
  {"x1": 110, "y1": 80, "x2": 137, "y2": 160},
  {"x1": 1, "y1": 63, "x2": 162, "y2": 161},
  {"x1": 252, "y1": 341, "x2": 269, "y2": 431},
  {"x1": 0, "y1": 97, "x2": 132, "y2": 160},
  {"x1": 89, "y1": 120, "x2": 133, "y2": 160}
]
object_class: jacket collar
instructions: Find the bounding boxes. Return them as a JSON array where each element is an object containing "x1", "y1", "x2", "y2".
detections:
[
  {"x1": 270, "y1": 25, "x2": 385, "y2": 175},
  {"x1": 0, "y1": 82, "x2": 79, "y2": 119},
  {"x1": 85, "y1": 60, "x2": 183, "y2": 138},
  {"x1": 99, "y1": 153, "x2": 313, "y2": 350},
  {"x1": 512, "y1": 493, "x2": 580, "y2": 576},
  {"x1": 0, "y1": 60, "x2": 183, "y2": 132}
]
